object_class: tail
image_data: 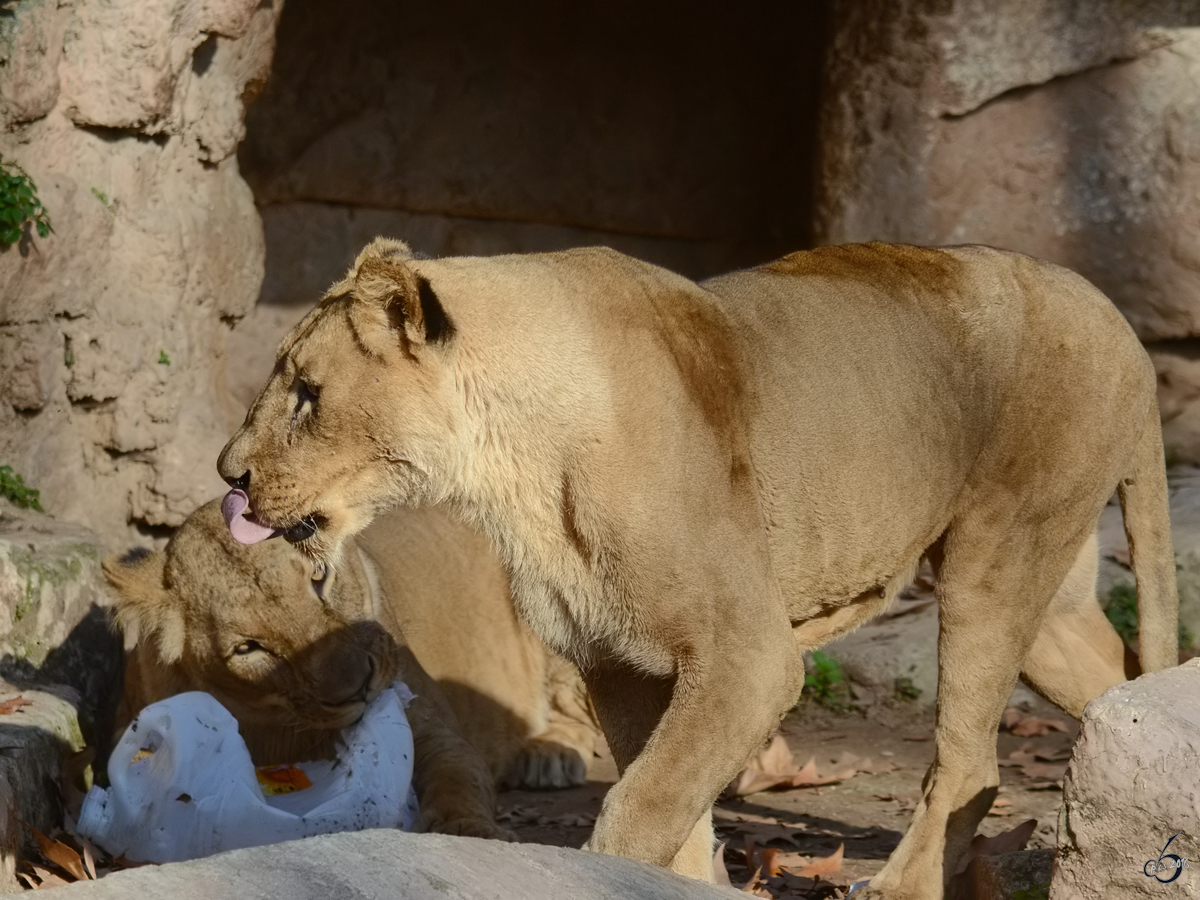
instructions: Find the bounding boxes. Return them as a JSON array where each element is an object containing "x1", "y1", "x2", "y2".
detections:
[{"x1": 1117, "y1": 398, "x2": 1179, "y2": 673}]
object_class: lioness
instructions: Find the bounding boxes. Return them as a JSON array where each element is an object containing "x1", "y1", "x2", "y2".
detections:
[{"x1": 216, "y1": 239, "x2": 1178, "y2": 898}]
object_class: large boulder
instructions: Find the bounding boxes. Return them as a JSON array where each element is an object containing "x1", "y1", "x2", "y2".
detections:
[
  {"x1": 1051, "y1": 658, "x2": 1200, "y2": 898},
  {"x1": 37, "y1": 829, "x2": 741, "y2": 899},
  {"x1": 0, "y1": 503, "x2": 122, "y2": 745}
]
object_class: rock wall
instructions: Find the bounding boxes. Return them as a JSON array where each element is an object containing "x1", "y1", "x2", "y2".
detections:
[
  {"x1": 238, "y1": 0, "x2": 827, "y2": 310},
  {"x1": 0, "y1": 0, "x2": 282, "y2": 548},
  {"x1": 817, "y1": 0, "x2": 1200, "y2": 462}
]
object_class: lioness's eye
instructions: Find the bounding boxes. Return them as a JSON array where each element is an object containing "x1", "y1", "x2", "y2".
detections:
[
  {"x1": 233, "y1": 640, "x2": 266, "y2": 656},
  {"x1": 291, "y1": 377, "x2": 319, "y2": 428}
]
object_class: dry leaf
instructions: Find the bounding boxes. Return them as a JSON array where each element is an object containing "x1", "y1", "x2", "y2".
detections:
[
  {"x1": 725, "y1": 821, "x2": 804, "y2": 848},
  {"x1": 1020, "y1": 762, "x2": 1067, "y2": 781},
  {"x1": 22, "y1": 822, "x2": 88, "y2": 881},
  {"x1": 1002, "y1": 708, "x2": 1069, "y2": 737},
  {"x1": 729, "y1": 737, "x2": 863, "y2": 795},
  {"x1": 29, "y1": 864, "x2": 70, "y2": 888},
  {"x1": 0, "y1": 695, "x2": 32, "y2": 715},
  {"x1": 757, "y1": 847, "x2": 782, "y2": 877},
  {"x1": 987, "y1": 797, "x2": 1014, "y2": 817},
  {"x1": 740, "y1": 866, "x2": 764, "y2": 894},
  {"x1": 78, "y1": 835, "x2": 99, "y2": 880},
  {"x1": 791, "y1": 843, "x2": 844, "y2": 878},
  {"x1": 1012, "y1": 718, "x2": 1068, "y2": 737},
  {"x1": 713, "y1": 842, "x2": 733, "y2": 886},
  {"x1": 1000, "y1": 707, "x2": 1025, "y2": 730},
  {"x1": 1034, "y1": 747, "x2": 1072, "y2": 762},
  {"x1": 999, "y1": 744, "x2": 1037, "y2": 766},
  {"x1": 770, "y1": 850, "x2": 817, "y2": 871},
  {"x1": 1027, "y1": 781, "x2": 1063, "y2": 791}
]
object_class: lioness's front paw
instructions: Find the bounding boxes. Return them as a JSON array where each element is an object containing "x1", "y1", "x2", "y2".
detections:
[{"x1": 508, "y1": 739, "x2": 587, "y2": 790}]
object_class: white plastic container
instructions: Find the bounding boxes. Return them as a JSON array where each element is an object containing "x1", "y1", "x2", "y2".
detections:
[{"x1": 78, "y1": 685, "x2": 419, "y2": 863}]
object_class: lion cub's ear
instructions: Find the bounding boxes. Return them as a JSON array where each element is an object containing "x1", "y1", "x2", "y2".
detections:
[
  {"x1": 352, "y1": 237, "x2": 455, "y2": 348},
  {"x1": 102, "y1": 548, "x2": 185, "y2": 664}
]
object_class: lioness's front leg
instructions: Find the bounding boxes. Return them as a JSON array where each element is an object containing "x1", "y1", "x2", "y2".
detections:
[{"x1": 583, "y1": 625, "x2": 805, "y2": 881}]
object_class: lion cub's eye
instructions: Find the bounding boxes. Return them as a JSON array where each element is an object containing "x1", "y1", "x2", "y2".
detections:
[{"x1": 233, "y1": 640, "x2": 266, "y2": 656}]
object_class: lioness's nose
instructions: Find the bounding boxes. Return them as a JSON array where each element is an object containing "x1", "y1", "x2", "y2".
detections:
[{"x1": 223, "y1": 470, "x2": 250, "y2": 491}]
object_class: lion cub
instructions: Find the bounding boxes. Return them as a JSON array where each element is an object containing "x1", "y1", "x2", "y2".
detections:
[{"x1": 105, "y1": 500, "x2": 597, "y2": 839}]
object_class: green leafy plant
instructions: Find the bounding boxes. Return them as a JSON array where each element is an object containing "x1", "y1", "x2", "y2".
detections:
[
  {"x1": 805, "y1": 650, "x2": 850, "y2": 710},
  {"x1": 0, "y1": 466, "x2": 42, "y2": 511},
  {"x1": 1104, "y1": 581, "x2": 1194, "y2": 648},
  {"x1": 894, "y1": 676, "x2": 922, "y2": 702},
  {"x1": 158, "y1": 350, "x2": 170, "y2": 366},
  {"x1": 0, "y1": 158, "x2": 52, "y2": 246}
]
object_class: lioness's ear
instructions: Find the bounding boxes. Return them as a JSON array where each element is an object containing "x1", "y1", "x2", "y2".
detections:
[
  {"x1": 352, "y1": 239, "x2": 454, "y2": 348},
  {"x1": 102, "y1": 548, "x2": 185, "y2": 664}
]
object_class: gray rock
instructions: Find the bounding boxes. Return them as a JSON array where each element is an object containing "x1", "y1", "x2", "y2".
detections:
[
  {"x1": 0, "y1": 505, "x2": 122, "y2": 746},
  {"x1": 0, "y1": 680, "x2": 85, "y2": 878},
  {"x1": 1051, "y1": 658, "x2": 1200, "y2": 899},
  {"x1": 37, "y1": 829, "x2": 742, "y2": 899},
  {"x1": 820, "y1": 603, "x2": 939, "y2": 708}
]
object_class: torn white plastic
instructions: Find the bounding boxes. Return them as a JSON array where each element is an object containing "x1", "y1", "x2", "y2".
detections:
[{"x1": 78, "y1": 684, "x2": 418, "y2": 863}]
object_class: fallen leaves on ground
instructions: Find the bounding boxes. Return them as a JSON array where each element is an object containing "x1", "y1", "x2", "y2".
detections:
[
  {"x1": 0, "y1": 695, "x2": 33, "y2": 715},
  {"x1": 1000, "y1": 707, "x2": 1069, "y2": 737},
  {"x1": 986, "y1": 797, "x2": 1014, "y2": 817},
  {"x1": 1018, "y1": 762, "x2": 1067, "y2": 782},
  {"x1": 728, "y1": 736, "x2": 898, "y2": 797},
  {"x1": 497, "y1": 805, "x2": 595, "y2": 828},
  {"x1": 16, "y1": 819, "x2": 148, "y2": 888},
  {"x1": 19, "y1": 821, "x2": 91, "y2": 886},
  {"x1": 735, "y1": 843, "x2": 850, "y2": 899}
]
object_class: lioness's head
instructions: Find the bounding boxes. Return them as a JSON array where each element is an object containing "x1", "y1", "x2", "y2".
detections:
[
  {"x1": 217, "y1": 238, "x2": 463, "y2": 568},
  {"x1": 104, "y1": 500, "x2": 396, "y2": 730}
]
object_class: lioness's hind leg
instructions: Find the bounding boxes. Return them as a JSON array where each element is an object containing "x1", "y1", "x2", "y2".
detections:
[
  {"x1": 1020, "y1": 530, "x2": 1135, "y2": 717},
  {"x1": 866, "y1": 521, "x2": 1093, "y2": 900}
]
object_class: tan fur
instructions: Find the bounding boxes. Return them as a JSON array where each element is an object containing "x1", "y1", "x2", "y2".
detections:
[
  {"x1": 109, "y1": 501, "x2": 598, "y2": 796},
  {"x1": 355, "y1": 504, "x2": 599, "y2": 789},
  {"x1": 219, "y1": 240, "x2": 1178, "y2": 898}
]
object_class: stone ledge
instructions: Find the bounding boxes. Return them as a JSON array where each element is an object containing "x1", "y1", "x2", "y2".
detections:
[{"x1": 37, "y1": 829, "x2": 743, "y2": 899}]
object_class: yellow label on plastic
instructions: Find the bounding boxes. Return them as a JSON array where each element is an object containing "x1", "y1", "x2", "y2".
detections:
[{"x1": 255, "y1": 764, "x2": 313, "y2": 795}]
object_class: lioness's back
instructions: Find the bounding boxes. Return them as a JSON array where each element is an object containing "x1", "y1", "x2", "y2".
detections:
[{"x1": 703, "y1": 243, "x2": 1152, "y2": 608}]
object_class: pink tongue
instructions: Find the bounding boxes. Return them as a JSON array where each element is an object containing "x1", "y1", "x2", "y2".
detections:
[{"x1": 221, "y1": 489, "x2": 278, "y2": 545}]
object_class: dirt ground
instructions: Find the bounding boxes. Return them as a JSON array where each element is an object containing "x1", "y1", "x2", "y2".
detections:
[{"x1": 499, "y1": 693, "x2": 1076, "y2": 893}]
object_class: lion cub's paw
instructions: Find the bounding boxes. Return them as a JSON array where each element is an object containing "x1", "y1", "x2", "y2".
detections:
[
  {"x1": 507, "y1": 739, "x2": 588, "y2": 790},
  {"x1": 420, "y1": 812, "x2": 515, "y2": 842}
]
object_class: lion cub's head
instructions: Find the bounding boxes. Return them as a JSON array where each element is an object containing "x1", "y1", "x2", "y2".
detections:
[
  {"x1": 217, "y1": 238, "x2": 464, "y2": 568},
  {"x1": 104, "y1": 500, "x2": 397, "y2": 732}
]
